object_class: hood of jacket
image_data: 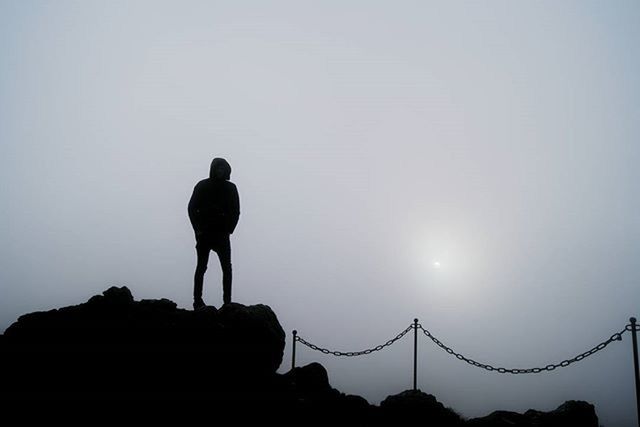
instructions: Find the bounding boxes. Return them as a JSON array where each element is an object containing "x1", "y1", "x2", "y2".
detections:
[{"x1": 210, "y1": 158, "x2": 231, "y2": 180}]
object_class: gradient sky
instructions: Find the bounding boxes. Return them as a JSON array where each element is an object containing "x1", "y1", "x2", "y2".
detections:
[{"x1": 1, "y1": 1, "x2": 639, "y2": 425}]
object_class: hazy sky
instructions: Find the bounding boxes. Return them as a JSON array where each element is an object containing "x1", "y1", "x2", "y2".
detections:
[{"x1": 1, "y1": 1, "x2": 639, "y2": 425}]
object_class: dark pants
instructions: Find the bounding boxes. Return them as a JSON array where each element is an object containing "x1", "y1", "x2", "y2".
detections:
[{"x1": 194, "y1": 233, "x2": 232, "y2": 305}]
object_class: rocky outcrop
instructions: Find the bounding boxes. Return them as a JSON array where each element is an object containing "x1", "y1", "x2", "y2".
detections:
[
  {"x1": 0, "y1": 286, "x2": 286, "y2": 424},
  {"x1": 0, "y1": 286, "x2": 600, "y2": 426},
  {"x1": 3, "y1": 286, "x2": 285, "y2": 375},
  {"x1": 467, "y1": 400, "x2": 599, "y2": 427},
  {"x1": 280, "y1": 362, "x2": 375, "y2": 424},
  {"x1": 379, "y1": 389, "x2": 464, "y2": 426}
]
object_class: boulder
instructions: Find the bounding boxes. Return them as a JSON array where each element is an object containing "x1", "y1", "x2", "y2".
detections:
[
  {"x1": 218, "y1": 302, "x2": 286, "y2": 373},
  {"x1": 379, "y1": 389, "x2": 465, "y2": 426},
  {"x1": 467, "y1": 400, "x2": 598, "y2": 427},
  {"x1": 1, "y1": 286, "x2": 285, "y2": 424},
  {"x1": 0, "y1": 286, "x2": 602, "y2": 426},
  {"x1": 280, "y1": 362, "x2": 375, "y2": 424}
]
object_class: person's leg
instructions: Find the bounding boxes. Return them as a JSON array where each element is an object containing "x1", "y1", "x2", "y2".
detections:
[
  {"x1": 194, "y1": 242, "x2": 210, "y2": 308},
  {"x1": 214, "y1": 236, "x2": 232, "y2": 305}
]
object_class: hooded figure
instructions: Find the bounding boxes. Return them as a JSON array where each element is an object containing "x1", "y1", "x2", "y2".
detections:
[{"x1": 188, "y1": 158, "x2": 240, "y2": 309}]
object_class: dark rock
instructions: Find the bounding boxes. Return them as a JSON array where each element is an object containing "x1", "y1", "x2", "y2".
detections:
[
  {"x1": 0, "y1": 286, "x2": 601, "y2": 426},
  {"x1": 139, "y1": 297, "x2": 178, "y2": 311},
  {"x1": 379, "y1": 389, "x2": 464, "y2": 426},
  {"x1": 467, "y1": 400, "x2": 598, "y2": 427},
  {"x1": 218, "y1": 302, "x2": 286, "y2": 373},
  {"x1": 467, "y1": 410, "x2": 528, "y2": 427},
  {"x1": 284, "y1": 362, "x2": 334, "y2": 396},
  {"x1": 102, "y1": 285, "x2": 134, "y2": 304},
  {"x1": 1, "y1": 287, "x2": 285, "y2": 424},
  {"x1": 280, "y1": 362, "x2": 375, "y2": 424}
]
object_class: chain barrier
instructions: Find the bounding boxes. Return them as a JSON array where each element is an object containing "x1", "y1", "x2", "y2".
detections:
[
  {"x1": 295, "y1": 324, "x2": 414, "y2": 357},
  {"x1": 292, "y1": 319, "x2": 639, "y2": 425},
  {"x1": 294, "y1": 322, "x2": 634, "y2": 373},
  {"x1": 418, "y1": 323, "x2": 629, "y2": 374}
]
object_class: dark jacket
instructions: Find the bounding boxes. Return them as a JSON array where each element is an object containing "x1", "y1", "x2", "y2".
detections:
[{"x1": 188, "y1": 159, "x2": 240, "y2": 236}]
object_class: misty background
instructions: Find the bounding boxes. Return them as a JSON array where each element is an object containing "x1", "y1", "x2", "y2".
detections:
[{"x1": 1, "y1": 1, "x2": 639, "y2": 426}]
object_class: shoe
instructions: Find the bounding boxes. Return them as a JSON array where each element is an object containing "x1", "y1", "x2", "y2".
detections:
[{"x1": 193, "y1": 298, "x2": 206, "y2": 310}]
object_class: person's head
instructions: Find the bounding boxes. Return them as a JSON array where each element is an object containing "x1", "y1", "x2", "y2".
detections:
[{"x1": 210, "y1": 157, "x2": 231, "y2": 180}]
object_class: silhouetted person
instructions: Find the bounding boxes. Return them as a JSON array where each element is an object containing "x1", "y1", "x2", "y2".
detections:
[{"x1": 188, "y1": 158, "x2": 240, "y2": 309}]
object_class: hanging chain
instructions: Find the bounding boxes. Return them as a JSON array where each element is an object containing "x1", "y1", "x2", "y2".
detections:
[
  {"x1": 418, "y1": 324, "x2": 629, "y2": 374},
  {"x1": 294, "y1": 321, "x2": 634, "y2": 374},
  {"x1": 295, "y1": 324, "x2": 414, "y2": 357}
]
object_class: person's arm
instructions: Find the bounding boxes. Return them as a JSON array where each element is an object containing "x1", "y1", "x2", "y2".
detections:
[
  {"x1": 188, "y1": 184, "x2": 202, "y2": 234},
  {"x1": 228, "y1": 183, "x2": 240, "y2": 234}
]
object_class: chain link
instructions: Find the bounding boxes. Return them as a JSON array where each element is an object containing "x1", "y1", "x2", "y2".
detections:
[
  {"x1": 295, "y1": 324, "x2": 414, "y2": 357},
  {"x1": 294, "y1": 321, "x2": 634, "y2": 374},
  {"x1": 626, "y1": 324, "x2": 640, "y2": 332},
  {"x1": 418, "y1": 324, "x2": 628, "y2": 374}
]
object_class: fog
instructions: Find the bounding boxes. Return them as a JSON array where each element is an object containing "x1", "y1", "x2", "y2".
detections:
[{"x1": 1, "y1": 1, "x2": 639, "y2": 425}]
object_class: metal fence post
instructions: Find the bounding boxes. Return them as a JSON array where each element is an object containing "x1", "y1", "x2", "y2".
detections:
[
  {"x1": 631, "y1": 318, "x2": 640, "y2": 427},
  {"x1": 413, "y1": 318, "x2": 419, "y2": 391},
  {"x1": 292, "y1": 330, "x2": 297, "y2": 370}
]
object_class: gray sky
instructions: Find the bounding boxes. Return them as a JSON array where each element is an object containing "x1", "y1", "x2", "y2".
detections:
[{"x1": 1, "y1": 1, "x2": 639, "y2": 425}]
